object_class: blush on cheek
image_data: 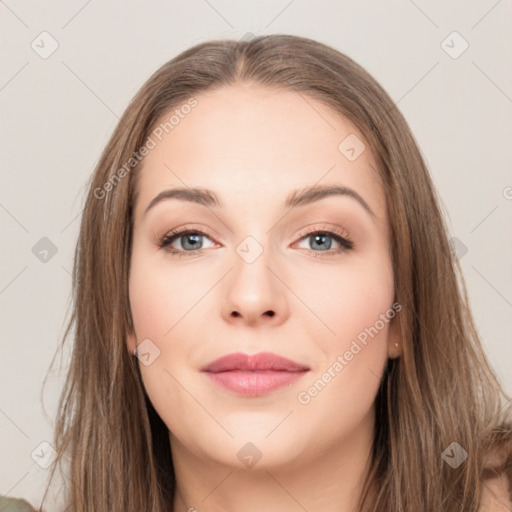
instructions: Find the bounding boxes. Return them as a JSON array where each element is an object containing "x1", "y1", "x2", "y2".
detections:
[
  {"x1": 320, "y1": 292, "x2": 394, "y2": 346},
  {"x1": 129, "y1": 266, "x2": 199, "y2": 338}
]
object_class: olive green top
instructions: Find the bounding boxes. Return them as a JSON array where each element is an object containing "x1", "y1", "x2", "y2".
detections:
[{"x1": 0, "y1": 496, "x2": 36, "y2": 512}]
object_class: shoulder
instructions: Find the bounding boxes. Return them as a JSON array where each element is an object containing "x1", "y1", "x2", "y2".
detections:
[
  {"x1": 0, "y1": 496, "x2": 36, "y2": 512},
  {"x1": 479, "y1": 474, "x2": 512, "y2": 511}
]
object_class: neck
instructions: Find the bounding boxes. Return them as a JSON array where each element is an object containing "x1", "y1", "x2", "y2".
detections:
[{"x1": 170, "y1": 408, "x2": 375, "y2": 512}]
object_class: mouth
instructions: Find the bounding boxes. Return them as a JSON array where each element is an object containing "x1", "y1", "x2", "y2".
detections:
[{"x1": 201, "y1": 352, "x2": 310, "y2": 397}]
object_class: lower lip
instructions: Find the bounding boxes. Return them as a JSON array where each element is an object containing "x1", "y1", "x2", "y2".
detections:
[{"x1": 204, "y1": 370, "x2": 308, "y2": 396}]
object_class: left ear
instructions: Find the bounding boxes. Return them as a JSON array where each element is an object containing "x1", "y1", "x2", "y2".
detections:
[{"x1": 387, "y1": 307, "x2": 403, "y2": 359}]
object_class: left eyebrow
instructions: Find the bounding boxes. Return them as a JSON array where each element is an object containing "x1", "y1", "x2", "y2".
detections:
[
  {"x1": 284, "y1": 184, "x2": 375, "y2": 218},
  {"x1": 143, "y1": 184, "x2": 375, "y2": 219}
]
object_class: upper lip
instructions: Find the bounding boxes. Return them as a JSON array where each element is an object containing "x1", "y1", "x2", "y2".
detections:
[{"x1": 201, "y1": 352, "x2": 310, "y2": 373}]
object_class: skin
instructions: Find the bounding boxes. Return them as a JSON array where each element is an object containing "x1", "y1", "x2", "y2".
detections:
[{"x1": 127, "y1": 83, "x2": 402, "y2": 512}]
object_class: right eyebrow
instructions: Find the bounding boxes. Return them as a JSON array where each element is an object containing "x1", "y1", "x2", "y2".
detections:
[{"x1": 144, "y1": 188, "x2": 219, "y2": 218}]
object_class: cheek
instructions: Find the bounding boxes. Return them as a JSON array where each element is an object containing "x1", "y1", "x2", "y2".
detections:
[
  {"x1": 291, "y1": 251, "x2": 394, "y2": 406},
  {"x1": 129, "y1": 251, "x2": 211, "y2": 339},
  {"x1": 128, "y1": 265, "x2": 201, "y2": 438},
  {"x1": 291, "y1": 252, "x2": 394, "y2": 348},
  {"x1": 128, "y1": 251, "x2": 215, "y2": 433}
]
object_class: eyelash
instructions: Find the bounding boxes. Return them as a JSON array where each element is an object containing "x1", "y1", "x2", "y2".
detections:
[{"x1": 157, "y1": 225, "x2": 354, "y2": 259}]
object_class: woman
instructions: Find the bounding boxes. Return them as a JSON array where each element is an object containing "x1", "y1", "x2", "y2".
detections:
[{"x1": 17, "y1": 34, "x2": 510, "y2": 511}]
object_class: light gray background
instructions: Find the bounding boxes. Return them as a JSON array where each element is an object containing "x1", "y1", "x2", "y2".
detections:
[{"x1": 1, "y1": 0, "x2": 511, "y2": 507}]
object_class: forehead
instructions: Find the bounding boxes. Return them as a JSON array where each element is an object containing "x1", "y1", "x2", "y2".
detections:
[{"x1": 133, "y1": 84, "x2": 386, "y2": 224}]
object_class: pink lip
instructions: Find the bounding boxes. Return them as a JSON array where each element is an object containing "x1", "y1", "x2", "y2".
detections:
[{"x1": 201, "y1": 352, "x2": 310, "y2": 396}]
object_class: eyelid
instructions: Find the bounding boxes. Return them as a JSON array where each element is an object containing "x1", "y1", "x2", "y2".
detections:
[
  {"x1": 293, "y1": 223, "x2": 352, "y2": 244},
  {"x1": 291, "y1": 224, "x2": 354, "y2": 255},
  {"x1": 157, "y1": 224, "x2": 220, "y2": 248},
  {"x1": 158, "y1": 222, "x2": 354, "y2": 255},
  {"x1": 159, "y1": 223, "x2": 351, "y2": 243}
]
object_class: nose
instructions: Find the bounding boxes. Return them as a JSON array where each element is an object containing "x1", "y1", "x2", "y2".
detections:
[{"x1": 221, "y1": 249, "x2": 289, "y2": 328}]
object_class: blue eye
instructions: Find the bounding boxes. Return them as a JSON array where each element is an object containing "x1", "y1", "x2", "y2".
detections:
[
  {"x1": 158, "y1": 230, "x2": 215, "y2": 254},
  {"x1": 297, "y1": 232, "x2": 353, "y2": 252},
  {"x1": 158, "y1": 227, "x2": 354, "y2": 258}
]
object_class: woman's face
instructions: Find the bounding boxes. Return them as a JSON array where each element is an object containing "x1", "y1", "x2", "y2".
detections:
[{"x1": 128, "y1": 83, "x2": 401, "y2": 470}]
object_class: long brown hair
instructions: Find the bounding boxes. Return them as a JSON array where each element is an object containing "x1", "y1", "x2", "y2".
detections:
[{"x1": 41, "y1": 34, "x2": 512, "y2": 511}]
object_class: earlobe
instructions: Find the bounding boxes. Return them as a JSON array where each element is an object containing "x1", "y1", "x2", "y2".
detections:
[
  {"x1": 387, "y1": 312, "x2": 403, "y2": 359},
  {"x1": 388, "y1": 340, "x2": 402, "y2": 359},
  {"x1": 126, "y1": 330, "x2": 137, "y2": 356}
]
